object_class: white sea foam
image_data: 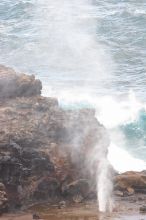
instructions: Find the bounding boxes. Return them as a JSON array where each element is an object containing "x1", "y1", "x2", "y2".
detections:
[
  {"x1": 43, "y1": 87, "x2": 146, "y2": 174},
  {"x1": 108, "y1": 143, "x2": 146, "y2": 173}
]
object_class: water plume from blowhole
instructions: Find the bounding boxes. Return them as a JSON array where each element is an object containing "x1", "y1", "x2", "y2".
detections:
[{"x1": 36, "y1": 0, "x2": 115, "y2": 213}]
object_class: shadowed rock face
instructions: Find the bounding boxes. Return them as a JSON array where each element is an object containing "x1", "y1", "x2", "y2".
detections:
[
  {"x1": 0, "y1": 183, "x2": 8, "y2": 214},
  {"x1": 0, "y1": 65, "x2": 109, "y2": 211}
]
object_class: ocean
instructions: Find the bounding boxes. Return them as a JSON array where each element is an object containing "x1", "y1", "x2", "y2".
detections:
[{"x1": 0, "y1": 0, "x2": 146, "y2": 172}]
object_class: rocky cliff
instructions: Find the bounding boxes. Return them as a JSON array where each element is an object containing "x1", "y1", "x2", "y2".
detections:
[{"x1": 0, "y1": 65, "x2": 109, "y2": 212}]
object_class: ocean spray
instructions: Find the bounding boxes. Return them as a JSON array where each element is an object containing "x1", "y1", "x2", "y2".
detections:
[{"x1": 36, "y1": 0, "x2": 114, "y2": 212}]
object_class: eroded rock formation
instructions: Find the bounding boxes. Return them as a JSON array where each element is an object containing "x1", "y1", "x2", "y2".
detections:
[
  {"x1": 0, "y1": 65, "x2": 109, "y2": 211},
  {"x1": 114, "y1": 171, "x2": 146, "y2": 196},
  {"x1": 0, "y1": 65, "x2": 42, "y2": 100}
]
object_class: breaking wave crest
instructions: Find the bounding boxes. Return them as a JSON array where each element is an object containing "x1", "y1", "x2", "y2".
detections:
[{"x1": 43, "y1": 88, "x2": 146, "y2": 173}]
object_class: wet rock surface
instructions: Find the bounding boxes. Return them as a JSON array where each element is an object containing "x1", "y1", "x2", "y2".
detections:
[
  {"x1": 0, "y1": 65, "x2": 108, "y2": 212},
  {"x1": 114, "y1": 171, "x2": 146, "y2": 196},
  {"x1": 2, "y1": 196, "x2": 146, "y2": 220}
]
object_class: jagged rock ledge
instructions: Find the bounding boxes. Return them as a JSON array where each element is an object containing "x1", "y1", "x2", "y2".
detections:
[
  {"x1": 0, "y1": 65, "x2": 109, "y2": 213},
  {"x1": 0, "y1": 65, "x2": 42, "y2": 100}
]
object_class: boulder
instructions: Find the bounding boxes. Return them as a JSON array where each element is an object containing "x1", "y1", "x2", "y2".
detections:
[
  {"x1": 0, "y1": 65, "x2": 109, "y2": 210},
  {"x1": 58, "y1": 201, "x2": 66, "y2": 209},
  {"x1": 0, "y1": 65, "x2": 42, "y2": 100},
  {"x1": 114, "y1": 171, "x2": 146, "y2": 195},
  {"x1": 139, "y1": 205, "x2": 146, "y2": 213},
  {"x1": 32, "y1": 213, "x2": 41, "y2": 219},
  {"x1": 114, "y1": 190, "x2": 124, "y2": 197}
]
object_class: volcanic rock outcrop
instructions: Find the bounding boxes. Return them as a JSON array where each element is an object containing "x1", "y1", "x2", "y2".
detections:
[
  {"x1": 114, "y1": 171, "x2": 146, "y2": 196},
  {"x1": 0, "y1": 65, "x2": 109, "y2": 211}
]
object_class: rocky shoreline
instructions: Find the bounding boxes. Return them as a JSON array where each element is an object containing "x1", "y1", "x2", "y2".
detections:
[
  {"x1": 0, "y1": 65, "x2": 146, "y2": 218},
  {"x1": 1, "y1": 195, "x2": 146, "y2": 220},
  {"x1": 0, "y1": 65, "x2": 108, "y2": 213}
]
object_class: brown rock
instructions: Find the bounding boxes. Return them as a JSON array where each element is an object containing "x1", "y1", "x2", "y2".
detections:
[
  {"x1": 139, "y1": 205, "x2": 146, "y2": 213},
  {"x1": 0, "y1": 65, "x2": 42, "y2": 100},
  {"x1": 114, "y1": 190, "x2": 124, "y2": 197},
  {"x1": 114, "y1": 171, "x2": 146, "y2": 195},
  {"x1": 127, "y1": 187, "x2": 135, "y2": 195},
  {"x1": 0, "y1": 65, "x2": 109, "y2": 210}
]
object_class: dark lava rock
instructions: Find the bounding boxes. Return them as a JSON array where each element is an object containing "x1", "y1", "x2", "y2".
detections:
[
  {"x1": 139, "y1": 205, "x2": 146, "y2": 213},
  {"x1": 62, "y1": 179, "x2": 90, "y2": 201},
  {"x1": 33, "y1": 212, "x2": 40, "y2": 219},
  {"x1": 0, "y1": 183, "x2": 8, "y2": 215},
  {"x1": 33, "y1": 177, "x2": 60, "y2": 201},
  {"x1": 0, "y1": 65, "x2": 109, "y2": 211}
]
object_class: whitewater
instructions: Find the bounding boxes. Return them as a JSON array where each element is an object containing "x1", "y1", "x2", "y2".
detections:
[{"x1": 0, "y1": 0, "x2": 146, "y2": 173}]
